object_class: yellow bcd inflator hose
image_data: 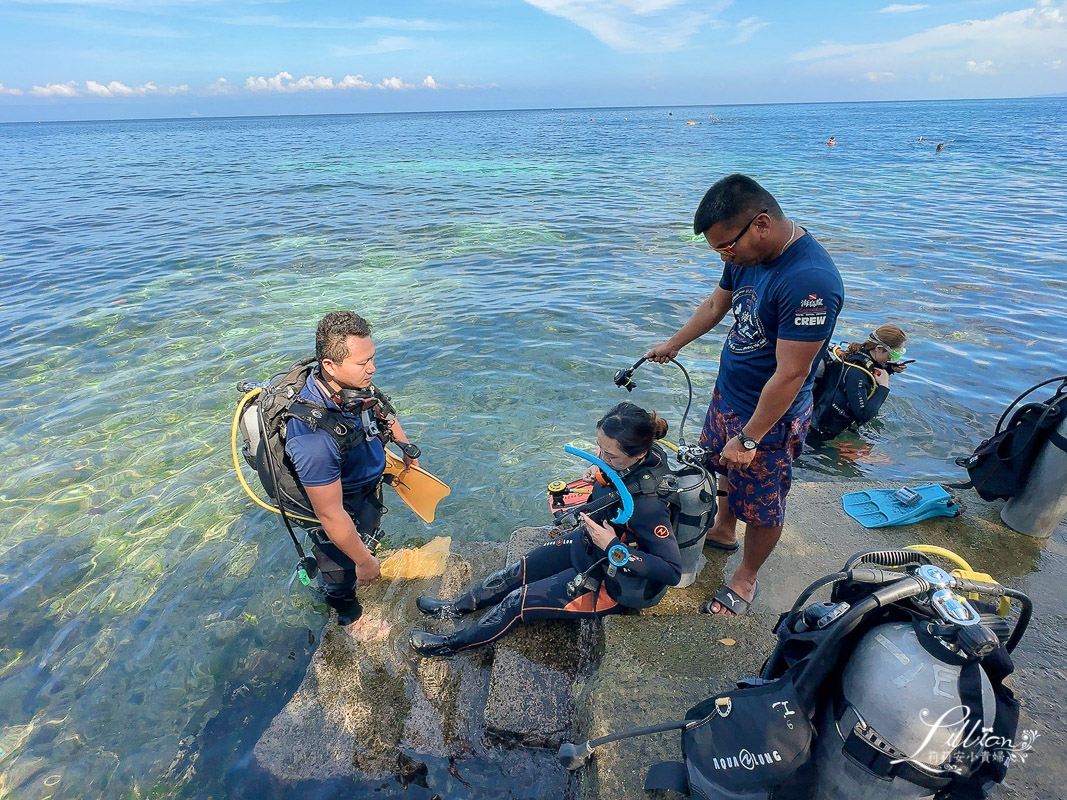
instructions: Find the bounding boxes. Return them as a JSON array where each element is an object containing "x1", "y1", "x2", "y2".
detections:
[
  {"x1": 231, "y1": 387, "x2": 319, "y2": 525},
  {"x1": 904, "y1": 544, "x2": 973, "y2": 572}
]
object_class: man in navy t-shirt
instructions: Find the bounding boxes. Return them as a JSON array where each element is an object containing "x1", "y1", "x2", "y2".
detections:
[
  {"x1": 647, "y1": 174, "x2": 844, "y2": 617},
  {"x1": 286, "y1": 311, "x2": 418, "y2": 626}
]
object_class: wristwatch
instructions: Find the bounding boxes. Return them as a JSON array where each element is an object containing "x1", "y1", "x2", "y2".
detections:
[{"x1": 736, "y1": 432, "x2": 760, "y2": 451}]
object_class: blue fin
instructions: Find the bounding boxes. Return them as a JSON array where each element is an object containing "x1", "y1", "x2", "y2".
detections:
[{"x1": 841, "y1": 484, "x2": 959, "y2": 528}]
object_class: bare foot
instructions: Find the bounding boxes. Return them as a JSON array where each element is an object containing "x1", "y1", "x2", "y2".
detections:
[
  {"x1": 706, "y1": 576, "x2": 757, "y2": 616},
  {"x1": 704, "y1": 523, "x2": 738, "y2": 550},
  {"x1": 345, "y1": 616, "x2": 392, "y2": 642}
]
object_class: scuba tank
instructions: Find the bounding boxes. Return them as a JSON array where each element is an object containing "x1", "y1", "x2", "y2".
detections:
[
  {"x1": 614, "y1": 355, "x2": 717, "y2": 587},
  {"x1": 556, "y1": 547, "x2": 1032, "y2": 800},
  {"x1": 660, "y1": 452, "x2": 716, "y2": 588},
  {"x1": 810, "y1": 620, "x2": 996, "y2": 800}
]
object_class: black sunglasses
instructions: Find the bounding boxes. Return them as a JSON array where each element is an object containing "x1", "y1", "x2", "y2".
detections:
[{"x1": 710, "y1": 209, "x2": 768, "y2": 256}]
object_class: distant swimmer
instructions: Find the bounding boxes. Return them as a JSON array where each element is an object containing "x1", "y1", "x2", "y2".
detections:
[
  {"x1": 687, "y1": 120, "x2": 697, "y2": 126},
  {"x1": 936, "y1": 142, "x2": 944, "y2": 152},
  {"x1": 826, "y1": 136, "x2": 836, "y2": 147},
  {"x1": 918, "y1": 135, "x2": 925, "y2": 142}
]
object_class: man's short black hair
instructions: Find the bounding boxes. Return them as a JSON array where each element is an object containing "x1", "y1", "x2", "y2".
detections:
[
  {"x1": 693, "y1": 174, "x2": 784, "y2": 235},
  {"x1": 316, "y1": 311, "x2": 371, "y2": 364}
]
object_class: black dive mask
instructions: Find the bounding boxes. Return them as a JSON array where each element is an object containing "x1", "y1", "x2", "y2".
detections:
[{"x1": 336, "y1": 388, "x2": 379, "y2": 414}]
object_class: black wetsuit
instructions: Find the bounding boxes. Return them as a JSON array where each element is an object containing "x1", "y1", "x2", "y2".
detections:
[
  {"x1": 449, "y1": 449, "x2": 682, "y2": 652},
  {"x1": 809, "y1": 349, "x2": 889, "y2": 442}
]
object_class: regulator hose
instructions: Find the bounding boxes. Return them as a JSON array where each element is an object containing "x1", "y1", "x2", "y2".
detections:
[{"x1": 844, "y1": 548, "x2": 931, "y2": 570}]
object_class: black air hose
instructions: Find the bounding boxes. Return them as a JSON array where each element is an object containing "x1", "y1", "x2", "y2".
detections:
[{"x1": 844, "y1": 549, "x2": 931, "y2": 570}]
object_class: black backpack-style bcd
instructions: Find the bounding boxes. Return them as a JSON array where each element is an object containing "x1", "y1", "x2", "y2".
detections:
[{"x1": 954, "y1": 376, "x2": 1067, "y2": 502}]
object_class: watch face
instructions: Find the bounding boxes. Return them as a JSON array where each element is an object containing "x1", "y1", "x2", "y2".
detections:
[{"x1": 739, "y1": 435, "x2": 757, "y2": 450}]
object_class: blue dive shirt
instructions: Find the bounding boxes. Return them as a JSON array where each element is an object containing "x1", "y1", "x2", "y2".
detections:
[
  {"x1": 285, "y1": 374, "x2": 387, "y2": 499},
  {"x1": 716, "y1": 232, "x2": 844, "y2": 420}
]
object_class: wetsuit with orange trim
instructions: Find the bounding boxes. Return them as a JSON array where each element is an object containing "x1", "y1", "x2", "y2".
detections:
[{"x1": 410, "y1": 450, "x2": 681, "y2": 656}]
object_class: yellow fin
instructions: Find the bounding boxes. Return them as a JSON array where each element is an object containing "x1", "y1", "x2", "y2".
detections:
[
  {"x1": 379, "y1": 536, "x2": 452, "y2": 581},
  {"x1": 383, "y1": 449, "x2": 451, "y2": 523}
]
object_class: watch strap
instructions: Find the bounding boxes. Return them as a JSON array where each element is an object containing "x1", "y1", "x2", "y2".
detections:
[{"x1": 737, "y1": 432, "x2": 759, "y2": 450}]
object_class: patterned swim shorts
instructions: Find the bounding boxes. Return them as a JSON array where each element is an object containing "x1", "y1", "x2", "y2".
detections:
[{"x1": 698, "y1": 389, "x2": 812, "y2": 527}]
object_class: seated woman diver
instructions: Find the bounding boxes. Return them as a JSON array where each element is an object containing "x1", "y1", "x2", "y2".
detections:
[
  {"x1": 809, "y1": 323, "x2": 909, "y2": 444},
  {"x1": 409, "y1": 402, "x2": 682, "y2": 657}
]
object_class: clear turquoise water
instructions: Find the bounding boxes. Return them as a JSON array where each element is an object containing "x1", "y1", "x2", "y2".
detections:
[{"x1": 0, "y1": 99, "x2": 1065, "y2": 797}]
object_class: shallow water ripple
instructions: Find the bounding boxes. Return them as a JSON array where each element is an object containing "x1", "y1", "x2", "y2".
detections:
[{"x1": 0, "y1": 99, "x2": 1065, "y2": 797}]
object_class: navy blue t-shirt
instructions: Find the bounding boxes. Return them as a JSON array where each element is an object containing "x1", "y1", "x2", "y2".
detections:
[
  {"x1": 285, "y1": 374, "x2": 386, "y2": 501},
  {"x1": 716, "y1": 232, "x2": 844, "y2": 419}
]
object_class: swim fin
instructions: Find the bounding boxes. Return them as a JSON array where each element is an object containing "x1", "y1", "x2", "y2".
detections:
[
  {"x1": 383, "y1": 449, "x2": 451, "y2": 524},
  {"x1": 841, "y1": 484, "x2": 960, "y2": 529}
]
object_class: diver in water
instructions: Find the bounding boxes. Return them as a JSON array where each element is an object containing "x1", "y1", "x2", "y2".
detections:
[
  {"x1": 410, "y1": 402, "x2": 681, "y2": 657},
  {"x1": 285, "y1": 311, "x2": 419, "y2": 625},
  {"x1": 808, "y1": 324, "x2": 908, "y2": 444}
]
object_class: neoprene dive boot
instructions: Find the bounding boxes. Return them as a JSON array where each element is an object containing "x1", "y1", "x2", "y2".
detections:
[
  {"x1": 416, "y1": 561, "x2": 523, "y2": 619},
  {"x1": 410, "y1": 589, "x2": 522, "y2": 656},
  {"x1": 327, "y1": 593, "x2": 363, "y2": 627}
]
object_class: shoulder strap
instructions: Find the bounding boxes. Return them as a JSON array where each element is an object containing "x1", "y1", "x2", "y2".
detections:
[{"x1": 993, "y1": 375, "x2": 1067, "y2": 434}]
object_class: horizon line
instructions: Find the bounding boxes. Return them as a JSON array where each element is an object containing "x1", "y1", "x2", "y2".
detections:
[{"x1": 1, "y1": 92, "x2": 1064, "y2": 126}]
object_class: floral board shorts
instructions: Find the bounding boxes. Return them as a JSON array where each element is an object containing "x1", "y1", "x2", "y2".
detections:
[{"x1": 698, "y1": 389, "x2": 812, "y2": 527}]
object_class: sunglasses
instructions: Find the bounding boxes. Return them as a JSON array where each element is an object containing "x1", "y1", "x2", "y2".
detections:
[{"x1": 708, "y1": 209, "x2": 768, "y2": 257}]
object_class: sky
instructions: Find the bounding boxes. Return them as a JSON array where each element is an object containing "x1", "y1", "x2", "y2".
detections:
[{"x1": 0, "y1": 0, "x2": 1064, "y2": 121}]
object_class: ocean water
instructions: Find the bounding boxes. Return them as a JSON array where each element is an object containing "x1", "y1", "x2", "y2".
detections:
[{"x1": 0, "y1": 98, "x2": 1065, "y2": 798}]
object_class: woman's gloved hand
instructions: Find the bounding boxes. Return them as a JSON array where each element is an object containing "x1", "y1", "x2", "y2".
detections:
[{"x1": 579, "y1": 512, "x2": 618, "y2": 551}]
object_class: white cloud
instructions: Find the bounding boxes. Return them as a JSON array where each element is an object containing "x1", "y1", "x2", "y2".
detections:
[
  {"x1": 859, "y1": 71, "x2": 897, "y2": 82},
  {"x1": 879, "y1": 4, "x2": 928, "y2": 13},
  {"x1": 245, "y1": 72, "x2": 335, "y2": 92},
  {"x1": 30, "y1": 81, "x2": 80, "y2": 97},
  {"x1": 333, "y1": 36, "x2": 415, "y2": 56},
  {"x1": 357, "y1": 16, "x2": 465, "y2": 31},
  {"x1": 246, "y1": 71, "x2": 426, "y2": 93},
  {"x1": 793, "y1": 1, "x2": 1067, "y2": 85},
  {"x1": 215, "y1": 14, "x2": 463, "y2": 32},
  {"x1": 208, "y1": 77, "x2": 234, "y2": 95},
  {"x1": 338, "y1": 74, "x2": 373, "y2": 89},
  {"x1": 966, "y1": 59, "x2": 995, "y2": 74},
  {"x1": 734, "y1": 16, "x2": 769, "y2": 44},
  {"x1": 87, "y1": 80, "x2": 144, "y2": 96},
  {"x1": 522, "y1": 0, "x2": 730, "y2": 53},
  {"x1": 0, "y1": 83, "x2": 25, "y2": 96},
  {"x1": 1052, "y1": 58, "x2": 1063, "y2": 68},
  {"x1": 85, "y1": 80, "x2": 186, "y2": 97},
  {"x1": 378, "y1": 76, "x2": 414, "y2": 90}
]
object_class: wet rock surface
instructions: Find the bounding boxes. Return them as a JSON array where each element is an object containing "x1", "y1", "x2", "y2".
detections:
[
  {"x1": 484, "y1": 526, "x2": 595, "y2": 748},
  {"x1": 254, "y1": 483, "x2": 1066, "y2": 799}
]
